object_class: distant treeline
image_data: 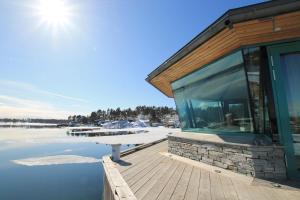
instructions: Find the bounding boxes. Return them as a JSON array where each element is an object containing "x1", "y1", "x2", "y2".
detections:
[
  {"x1": 68, "y1": 106, "x2": 177, "y2": 124},
  {"x1": 0, "y1": 118, "x2": 69, "y2": 124},
  {"x1": 0, "y1": 106, "x2": 177, "y2": 125}
]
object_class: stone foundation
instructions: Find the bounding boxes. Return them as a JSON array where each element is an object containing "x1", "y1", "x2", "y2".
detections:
[{"x1": 168, "y1": 134, "x2": 287, "y2": 180}]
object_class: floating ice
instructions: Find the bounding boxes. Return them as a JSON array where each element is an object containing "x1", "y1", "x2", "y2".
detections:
[
  {"x1": 102, "y1": 120, "x2": 149, "y2": 129},
  {"x1": 12, "y1": 155, "x2": 101, "y2": 166}
]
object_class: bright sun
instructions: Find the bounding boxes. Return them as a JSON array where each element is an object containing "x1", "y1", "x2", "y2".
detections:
[{"x1": 35, "y1": 0, "x2": 73, "y2": 32}]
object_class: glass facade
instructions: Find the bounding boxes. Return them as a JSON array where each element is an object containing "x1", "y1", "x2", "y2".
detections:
[
  {"x1": 172, "y1": 47, "x2": 279, "y2": 135},
  {"x1": 280, "y1": 52, "x2": 300, "y2": 171},
  {"x1": 243, "y1": 47, "x2": 263, "y2": 132},
  {"x1": 243, "y1": 47, "x2": 278, "y2": 138},
  {"x1": 172, "y1": 51, "x2": 253, "y2": 133}
]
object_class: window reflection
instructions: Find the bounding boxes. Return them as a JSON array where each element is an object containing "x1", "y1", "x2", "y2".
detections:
[
  {"x1": 243, "y1": 47, "x2": 277, "y2": 139},
  {"x1": 172, "y1": 51, "x2": 253, "y2": 133},
  {"x1": 243, "y1": 47, "x2": 265, "y2": 133},
  {"x1": 280, "y1": 53, "x2": 300, "y2": 170}
]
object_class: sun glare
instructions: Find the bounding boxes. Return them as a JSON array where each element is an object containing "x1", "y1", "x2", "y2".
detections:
[{"x1": 35, "y1": 0, "x2": 74, "y2": 33}]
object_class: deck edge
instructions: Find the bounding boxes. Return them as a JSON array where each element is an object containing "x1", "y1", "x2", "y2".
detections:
[
  {"x1": 119, "y1": 138, "x2": 167, "y2": 157},
  {"x1": 102, "y1": 138, "x2": 167, "y2": 200},
  {"x1": 102, "y1": 156, "x2": 137, "y2": 200}
]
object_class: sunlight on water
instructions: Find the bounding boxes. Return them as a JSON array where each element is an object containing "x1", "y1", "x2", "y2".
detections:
[{"x1": 0, "y1": 128, "x2": 133, "y2": 200}]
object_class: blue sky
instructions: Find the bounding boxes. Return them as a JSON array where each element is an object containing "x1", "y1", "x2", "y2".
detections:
[{"x1": 0, "y1": 0, "x2": 264, "y2": 119}]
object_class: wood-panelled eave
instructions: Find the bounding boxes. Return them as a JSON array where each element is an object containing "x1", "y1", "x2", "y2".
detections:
[{"x1": 150, "y1": 10, "x2": 300, "y2": 98}]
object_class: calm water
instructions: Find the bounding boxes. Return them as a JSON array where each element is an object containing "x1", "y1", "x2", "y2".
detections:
[{"x1": 0, "y1": 128, "x2": 132, "y2": 200}]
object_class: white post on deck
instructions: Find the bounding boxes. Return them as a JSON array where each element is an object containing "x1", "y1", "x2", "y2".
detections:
[{"x1": 111, "y1": 144, "x2": 121, "y2": 161}]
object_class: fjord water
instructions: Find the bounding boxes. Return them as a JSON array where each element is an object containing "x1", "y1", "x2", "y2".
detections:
[{"x1": 0, "y1": 128, "x2": 132, "y2": 200}]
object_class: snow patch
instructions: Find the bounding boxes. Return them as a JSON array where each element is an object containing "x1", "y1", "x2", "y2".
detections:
[
  {"x1": 12, "y1": 155, "x2": 101, "y2": 166},
  {"x1": 102, "y1": 120, "x2": 148, "y2": 129}
]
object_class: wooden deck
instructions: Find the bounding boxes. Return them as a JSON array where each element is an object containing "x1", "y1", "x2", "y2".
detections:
[{"x1": 114, "y1": 141, "x2": 300, "y2": 200}]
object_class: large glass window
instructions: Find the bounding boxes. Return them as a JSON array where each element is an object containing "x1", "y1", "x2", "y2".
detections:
[
  {"x1": 172, "y1": 51, "x2": 253, "y2": 133},
  {"x1": 243, "y1": 47, "x2": 278, "y2": 139},
  {"x1": 243, "y1": 47, "x2": 266, "y2": 133}
]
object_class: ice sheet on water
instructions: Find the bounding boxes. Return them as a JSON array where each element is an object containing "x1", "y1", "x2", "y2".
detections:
[
  {"x1": 102, "y1": 120, "x2": 148, "y2": 129},
  {"x1": 12, "y1": 155, "x2": 101, "y2": 166}
]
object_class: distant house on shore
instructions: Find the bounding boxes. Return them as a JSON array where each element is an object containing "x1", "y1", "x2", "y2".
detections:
[
  {"x1": 147, "y1": 0, "x2": 300, "y2": 180},
  {"x1": 162, "y1": 114, "x2": 180, "y2": 128}
]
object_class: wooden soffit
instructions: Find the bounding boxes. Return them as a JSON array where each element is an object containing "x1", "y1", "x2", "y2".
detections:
[{"x1": 149, "y1": 11, "x2": 300, "y2": 97}]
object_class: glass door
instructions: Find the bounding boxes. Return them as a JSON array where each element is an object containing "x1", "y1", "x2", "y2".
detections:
[{"x1": 268, "y1": 41, "x2": 300, "y2": 179}]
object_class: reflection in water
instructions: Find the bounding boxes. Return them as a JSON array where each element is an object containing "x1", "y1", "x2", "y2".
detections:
[{"x1": 0, "y1": 128, "x2": 133, "y2": 200}]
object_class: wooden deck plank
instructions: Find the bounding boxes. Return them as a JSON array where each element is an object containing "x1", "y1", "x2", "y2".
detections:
[
  {"x1": 198, "y1": 170, "x2": 211, "y2": 200},
  {"x1": 142, "y1": 160, "x2": 181, "y2": 200},
  {"x1": 123, "y1": 153, "x2": 164, "y2": 177},
  {"x1": 134, "y1": 158, "x2": 174, "y2": 199},
  {"x1": 130, "y1": 157, "x2": 170, "y2": 192},
  {"x1": 256, "y1": 186, "x2": 293, "y2": 200},
  {"x1": 184, "y1": 167, "x2": 201, "y2": 200},
  {"x1": 243, "y1": 182, "x2": 286, "y2": 200},
  {"x1": 118, "y1": 154, "x2": 158, "y2": 174},
  {"x1": 120, "y1": 142, "x2": 167, "y2": 162},
  {"x1": 232, "y1": 179, "x2": 254, "y2": 200},
  {"x1": 284, "y1": 190, "x2": 300, "y2": 199},
  {"x1": 209, "y1": 172, "x2": 225, "y2": 200},
  {"x1": 120, "y1": 142, "x2": 166, "y2": 162},
  {"x1": 247, "y1": 186, "x2": 274, "y2": 200},
  {"x1": 110, "y1": 141, "x2": 300, "y2": 200},
  {"x1": 117, "y1": 142, "x2": 167, "y2": 173},
  {"x1": 157, "y1": 163, "x2": 186, "y2": 200},
  {"x1": 219, "y1": 175, "x2": 239, "y2": 200},
  {"x1": 126, "y1": 156, "x2": 166, "y2": 186},
  {"x1": 170, "y1": 164, "x2": 193, "y2": 200},
  {"x1": 122, "y1": 153, "x2": 163, "y2": 178}
]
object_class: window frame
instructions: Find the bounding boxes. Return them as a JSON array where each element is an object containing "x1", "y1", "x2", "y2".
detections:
[{"x1": 172, "y1": 49, "x2": 255, "y2": 134}]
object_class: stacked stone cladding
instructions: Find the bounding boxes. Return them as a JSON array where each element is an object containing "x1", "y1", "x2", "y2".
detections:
[{"x1": 168, "y1": 135, "x2": 286, "y2": 180}]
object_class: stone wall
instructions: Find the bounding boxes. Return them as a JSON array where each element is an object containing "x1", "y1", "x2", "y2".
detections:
[{"x1": 168, "y1": 135, "x2": 287, "y2": 180}]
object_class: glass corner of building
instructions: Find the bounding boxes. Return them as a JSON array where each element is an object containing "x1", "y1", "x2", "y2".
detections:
[{"x1": 172, "y1": 48, "x2": 276, "y2": 137}]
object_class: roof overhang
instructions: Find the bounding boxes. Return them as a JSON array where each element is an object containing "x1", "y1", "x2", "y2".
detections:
[{"x1": 146, "y1": 0, "x2": 300, "y2": 97}]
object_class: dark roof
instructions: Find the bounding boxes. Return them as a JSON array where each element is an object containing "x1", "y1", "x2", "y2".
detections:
[{"x1": 146, "y1": 0, "x2": 300, "y2": 82}]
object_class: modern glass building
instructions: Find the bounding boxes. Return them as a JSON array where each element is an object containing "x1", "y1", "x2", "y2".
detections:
[{"x1": 147, "y1": 0, "x2": 300, "y2": 179}]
